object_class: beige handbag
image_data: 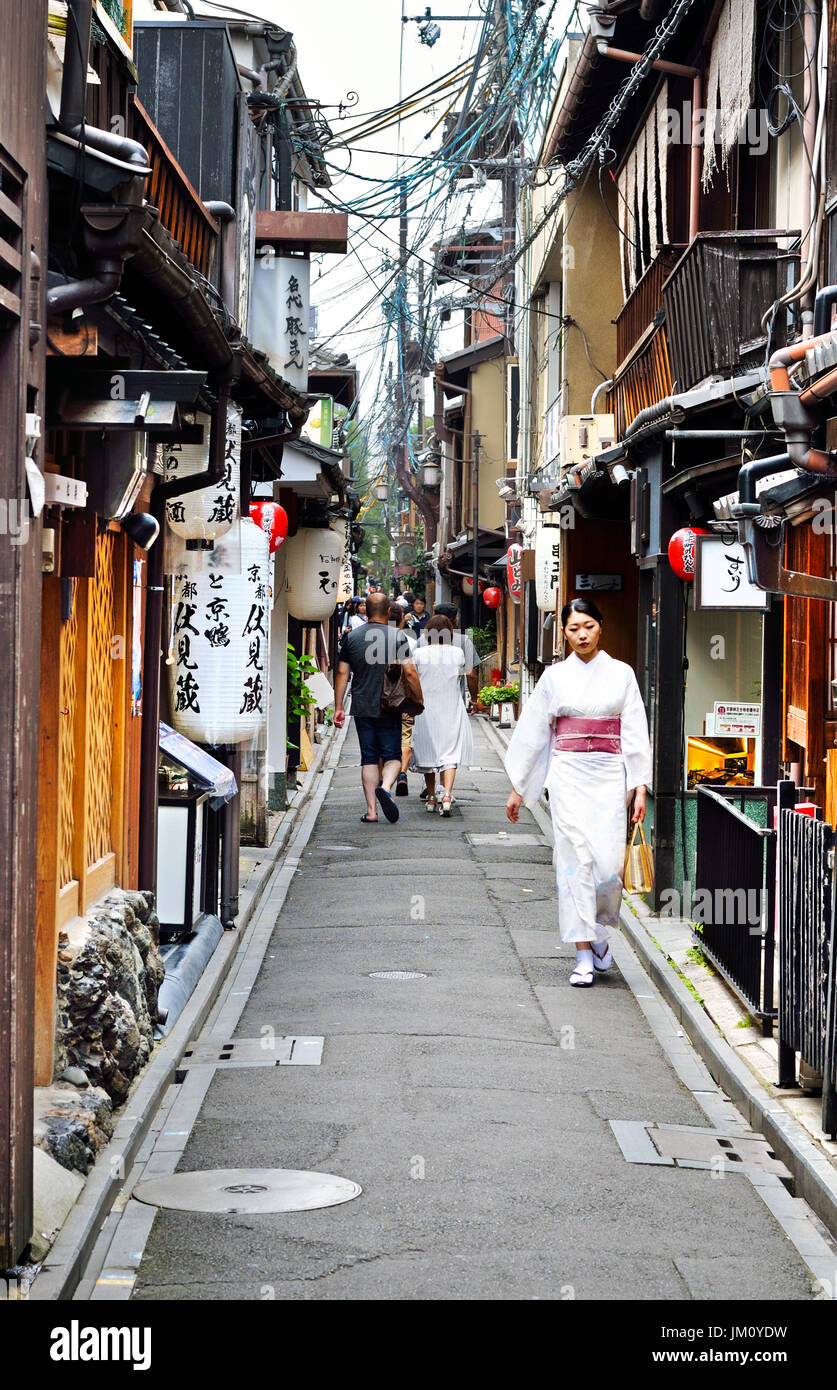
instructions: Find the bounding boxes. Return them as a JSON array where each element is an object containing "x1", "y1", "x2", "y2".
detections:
[{"x1": 623, "y1": 821, "x2": 654, "y2": 894}]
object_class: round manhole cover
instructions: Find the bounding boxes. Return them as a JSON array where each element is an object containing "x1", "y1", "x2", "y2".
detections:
[
  {"x1": 133, "y1": 1169, "x2": 362, "y2": 1214},
  {"x1": 369, "y1": 970, "x2": 427, "y2": 980}
]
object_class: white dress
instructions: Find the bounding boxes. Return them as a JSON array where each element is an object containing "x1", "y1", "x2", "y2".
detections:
[
  {"x1": 504, "y1": 651, "x2": 652, "y2": 944},
  {"x1": 410, "y1": 644, "x2": 474, "y2": 772}
]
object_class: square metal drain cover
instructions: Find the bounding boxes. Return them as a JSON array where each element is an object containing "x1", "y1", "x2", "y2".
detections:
[
  {"x1": 182, "y1": 1036, "x2": 323, "y2": 1069},
  {"x1": 466, "y1": 833, "x2": 548, "y2": 847},
  {"x1": 609, "y1": 1120, "x2": 791, "y2": 1178}
]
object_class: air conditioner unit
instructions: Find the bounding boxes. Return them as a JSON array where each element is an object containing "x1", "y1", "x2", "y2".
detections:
[{"x1": 558, "y1": 415, "x2": 616, "y2": 473}]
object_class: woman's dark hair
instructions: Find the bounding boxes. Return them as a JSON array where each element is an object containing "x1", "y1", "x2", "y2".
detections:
[
  {"x1": 424, "y1": 614, "x2": 454, "y2": 637},
  {"x1": 560, "y1": 597, "x2": 604, "y2": 627}
]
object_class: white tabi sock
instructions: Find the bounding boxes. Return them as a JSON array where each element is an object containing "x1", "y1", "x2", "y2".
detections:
[{"x1": 575, "y1": 948, "x2": 594, "y2": 973}]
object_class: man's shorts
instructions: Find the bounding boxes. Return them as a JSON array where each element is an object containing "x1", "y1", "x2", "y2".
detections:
[
  {"x1": 354, "y1": 714, "x2": 403, "y2": 766},
  {"x1": 401, "y1": 713, "x2": 414, "y2": 753}
]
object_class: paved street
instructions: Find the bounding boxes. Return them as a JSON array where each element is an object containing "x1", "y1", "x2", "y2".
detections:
[{"x1": 128, "y1": 722, "x2": 817, "y2": 1301}]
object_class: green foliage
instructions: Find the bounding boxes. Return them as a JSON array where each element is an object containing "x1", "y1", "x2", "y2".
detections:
[
  {"x1": 469, "y1": 623, "x2": 496, "y2": 660},
  {"x1": 287, "y1": 643, "x2": 318, "y2": 748},
  {"x1": 479, "y1": 682, "x2": 519, "y2": 705}
]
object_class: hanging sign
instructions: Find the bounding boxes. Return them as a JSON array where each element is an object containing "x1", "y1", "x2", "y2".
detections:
[
  {"x1": 714, "y1": 702, "x2": 762, "y2": 737},
  {"x1": 337, "y1": 559, "x2": 354, "y2": 603},
  {"x1": 248, "y1": 250, "x2": 310, "y2": 390},
  {"x1": 169, "y1": 518, "x2": 270, "y2": 745},
  {"x1": 164, "y1": 405, "x2": 241, "y2": 545},
  {"x1": 506, "y1": 543, "x2": 523, "y2": 604},
  {"x1": 535, "y1": 525, "x2": 561, "y2": 611},
  {"x1": 574, "y1": 573, "x2": 623, "y2": 592},
  {"x1": 694, "y1": 534, "x2": 770, "y2": 611}
]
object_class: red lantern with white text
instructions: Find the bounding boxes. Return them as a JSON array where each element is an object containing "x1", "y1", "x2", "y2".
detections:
[
  {"x1": 506, "y1": 543, "x2": 523, "y2": 603},
  {"x1": 483, "y1": 586, "x2": 502, "y2": 610},
  {"x1": 667, "y1": 526, "x2": 710, "y2": 581},
  {"x1": 249, "y1": 500, "x2": 288, "y2": 554}
]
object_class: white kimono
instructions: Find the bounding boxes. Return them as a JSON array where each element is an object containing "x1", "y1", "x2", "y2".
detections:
[{"x1": 504, "y1": 651, "x2": 653, "y2": 944}]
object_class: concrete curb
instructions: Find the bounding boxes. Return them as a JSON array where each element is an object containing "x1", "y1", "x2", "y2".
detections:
[
  {"x1": 620, "y1": 897, "x2": 837, "y2": 1242},
  {"x1": 29, "y1": 722, "x2": 347, "y2": 1302}
]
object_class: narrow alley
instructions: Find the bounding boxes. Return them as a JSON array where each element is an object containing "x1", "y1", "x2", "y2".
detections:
[{"x1": 68, "y1": 721, "x2": 825, "y2": 1303}]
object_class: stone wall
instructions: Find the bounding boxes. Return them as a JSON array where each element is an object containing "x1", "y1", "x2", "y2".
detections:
[{"x1": 54, "y1": 889, "x2": 165, "y2": 1104}]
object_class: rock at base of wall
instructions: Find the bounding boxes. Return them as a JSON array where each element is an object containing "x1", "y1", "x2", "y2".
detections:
[
  {"x1": 29, "y1": 1146, "x2": 86, "y2": 1262},
  {"x1": 33, "y1": 1083, "x2": 114, "y2": 1175},
  {"x1": 54, "y1": 888, "x2": 165, "y2": 1105}
]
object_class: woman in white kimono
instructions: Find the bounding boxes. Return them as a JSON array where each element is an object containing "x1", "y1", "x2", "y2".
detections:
[
  {"x1": 504, "y1": 598, "x2": 652, "y2": 987},
  {"x1": 411, "y1": 615, "x2": 474, "y2": 815}
]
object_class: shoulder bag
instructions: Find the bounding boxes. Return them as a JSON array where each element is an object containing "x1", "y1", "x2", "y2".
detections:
[{"x1": 381, "y1": 660, "x2": 424, "y2": 717}]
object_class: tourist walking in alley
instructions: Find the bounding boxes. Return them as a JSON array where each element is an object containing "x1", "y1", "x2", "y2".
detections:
[
  {"x1": 410, "y1": 614, "x2": 475, "y2": 816},
  {"x1": 334, "y1": 593, "x2": 416, "y2": 823},
  {"x1": 504, "y1": 598, "x2": 652, "y2": 986},
  {"x1": 389, "y1": 602, "x2": 417, "y2": 797}
]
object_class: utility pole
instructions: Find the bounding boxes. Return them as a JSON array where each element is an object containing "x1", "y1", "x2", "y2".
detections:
[
  {"x1": 472, "y1": 430, "x2": 481, "y2": 622},
  {"x1": 394, "y1": 181, "x2": 438, "y2": 552}
]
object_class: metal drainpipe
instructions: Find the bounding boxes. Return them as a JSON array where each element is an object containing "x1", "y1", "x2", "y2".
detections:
[
  {"x1": 137, "y1": 388, "x2": 232, "y2": 896},
  {"x1": 800, "y1": 2, "x2": 819, "y2": 327},
  {"x1": 60, "y1": 0, "x2": 150, "y2": 170},
  {"x1": 204, "y1": 202, "x2": 237, "y2": 319}
]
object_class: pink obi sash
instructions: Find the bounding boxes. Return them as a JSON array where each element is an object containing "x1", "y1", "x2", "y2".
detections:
[{"x1": 551, "y1": 715, "x2": 621, "y2": 754}]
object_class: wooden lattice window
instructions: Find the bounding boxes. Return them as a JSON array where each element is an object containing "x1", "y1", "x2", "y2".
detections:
[
  {"x1": 0, "y1": 144, "x2": 23, "y2": 323},
  {"x1": 57, "y1": 581, "x2": 78, "y2": 892},
  {"x1": 86, "y1": 531, "x2": 116, "y2": 869}
]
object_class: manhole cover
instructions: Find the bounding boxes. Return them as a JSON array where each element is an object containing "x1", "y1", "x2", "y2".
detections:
[
  {"x1": 133, "y1": 1169, "x2": 362, "y2": 1214},
  {"x1": 369, "y1": 970, "x2": 427, "y2": 980}
]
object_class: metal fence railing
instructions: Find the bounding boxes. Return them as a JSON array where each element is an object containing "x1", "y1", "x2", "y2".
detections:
[
  {"x1": 777, "y1": 797, "x2": 837, "y2": 1137},
  {"x1": 695, "y1": 785, "x2": 780, "y2": 1035}
]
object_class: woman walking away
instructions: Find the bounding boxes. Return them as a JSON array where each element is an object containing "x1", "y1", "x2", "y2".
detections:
[
  {"x1": 411, "y1": 615, "x2": 474, "y2": 816},
  {"x1": 504, "y1": 598, "x2": 652, "y2": 987}
]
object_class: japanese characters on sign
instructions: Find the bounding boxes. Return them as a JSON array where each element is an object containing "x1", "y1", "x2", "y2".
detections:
[
  {"x1": 574, "y1": 573, "x2": 623, "y2": 592},
  {"x1": 249, "y1": 250, "x2": 311, "y2": 391},
  {"x1": 169, "y1": 518, "x2": 270, "y2": 746},
  {"x1": 506, "y1": 543, "x2": 523, "y2": 604},
  {"x1": 164, "y1": 405, "x2": 241, "y2": 545},
  {"x1": 695, "y1": 534, "x2": 770, "y2": 611},
  {"x1": 535, "y1": 524, "x2": 561, "y2": 612},
  {"x1": 714, "y1": 702, "x2": 762, "y2": 738}
]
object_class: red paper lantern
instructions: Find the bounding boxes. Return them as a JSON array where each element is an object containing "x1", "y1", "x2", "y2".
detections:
[
  {"x1": 249, "y1": 500, "x2": 288, "y2": 554},
  {"x1": 506, "y1": 543, "x2": 523, "y2": 603},
  {"x1": 483, "y1": 586, "x2": 502, "y2": 609},
  {"x1": 667, "y1": 526, "x2": 710, "y2": 581}
]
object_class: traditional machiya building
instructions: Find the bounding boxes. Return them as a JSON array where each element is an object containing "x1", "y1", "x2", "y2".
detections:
[
  {"x1": 431, "y1": 220, "x2": 521, "y2": 681},
  {"x1": 0, "y1": 0, "x2": 353, "y2": 1265},
  {"x1": 516, "y1": 0, "x2": 829, "y2": 893}
]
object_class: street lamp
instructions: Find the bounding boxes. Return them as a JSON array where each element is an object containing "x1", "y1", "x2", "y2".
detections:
[
  {"x1": 422, "y1": 462, "x2": 441, "y2": 487},
  {"x1": 375, "y1": 483, "x2": 389, "y2": 502}
]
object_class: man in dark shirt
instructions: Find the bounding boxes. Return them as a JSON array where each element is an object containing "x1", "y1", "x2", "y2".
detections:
[
  {"x1": 334, "y1": 592, "x2": 416, "y2": 823},
  {"x1": 406, "y1": 595, "x2": 429, "y2": 635}
]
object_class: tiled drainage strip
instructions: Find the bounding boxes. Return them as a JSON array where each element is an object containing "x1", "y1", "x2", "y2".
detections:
[
  {"x1": 610, "y1": 1120, "x2": 793, "y2": 1181},
  {"x1": 466, "y1": 832, "x2": 548, "y2": 847},
  {"x1": 132, "y1": 1168, "x2": 362, "y2": 1215},
  {"x1": 369, "y1": 971, "x2": 427, "y2": 981},
  {"x1": 179, "y1": 1036, "x2": 324, "y2": 1070}
]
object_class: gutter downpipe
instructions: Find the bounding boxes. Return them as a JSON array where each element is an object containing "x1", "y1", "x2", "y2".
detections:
[
  {"x1": 60, "y1": 0, "x2": 150, "y2": 170},
  {"x1": 137, "y1": 370, "x2": 237, "y2": 898}
]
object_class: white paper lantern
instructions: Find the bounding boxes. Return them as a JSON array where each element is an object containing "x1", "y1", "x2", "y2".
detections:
[
  {"x1": 164, "y1": 404, "x2": 241, "y2": 544},
  {"x1": 169, "y1": 518, "x2": 270, "y2": 745},
  {"x1": 285, "y1": 526, "x2": 344, "y2": 621},
  {"x1": 535, "y1": 523, "x2": 561, "y2": 612}
]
